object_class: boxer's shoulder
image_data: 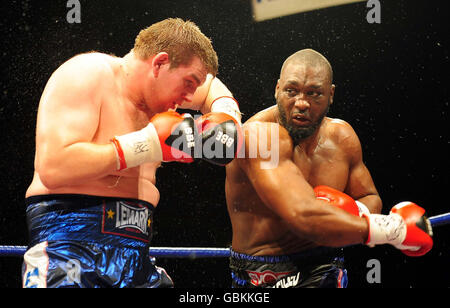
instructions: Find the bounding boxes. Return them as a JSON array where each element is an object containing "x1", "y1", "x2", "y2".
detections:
[
  {"x1": 320, "y1": 117, "x2": 362, "y2": 158},
  {"x1": 51, "y1": 52, "x2": 117, "y2": 88},
  {"x1": 243, "y1": 120, "x2": 291, "y2": 143},
  {"x1": 239, "y1": 120, "x2": 293, "y2": 164},
  {"x1": 65, "y1": 51, "x2": 117, "y2": 68},
  {"x1": 246, "y1": 105, "x2": 277, "y2": 123},
  {"x1": 322, "y1": 117, "x2": 358, "y2": 143}
]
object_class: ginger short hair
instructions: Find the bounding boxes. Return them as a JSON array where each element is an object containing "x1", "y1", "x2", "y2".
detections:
[{"x1": 134, "y1": 18, "x2": 218, "y2": 76}]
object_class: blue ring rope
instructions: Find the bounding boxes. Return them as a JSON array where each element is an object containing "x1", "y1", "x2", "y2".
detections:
[
  {"x1": 429, "y1": 212, "x2": 450, "y2": 227},
  {"x1": 0, "y1": 246, "x2": 230, "y2": 258}
]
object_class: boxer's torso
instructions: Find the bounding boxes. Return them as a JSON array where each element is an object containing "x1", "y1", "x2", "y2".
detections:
[
  {"x1": 26, "y1": 53, "x2": 161, "y2": 206},
  {"x1": 226, "y1": 105, "x2": 352, "y2": 255}
]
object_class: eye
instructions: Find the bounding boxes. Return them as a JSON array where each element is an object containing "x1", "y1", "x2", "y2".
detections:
[
  {"x1": 184, "y1": 79, "x2": 195, "y2": 91},
  {"x1": 285, "y1": 88, "x2": 297, "y2": 96},
  {"x1": 307, "y1": 90, "x2": 321, "y2": 97}
]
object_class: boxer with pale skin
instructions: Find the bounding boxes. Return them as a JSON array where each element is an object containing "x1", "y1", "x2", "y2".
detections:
[
  {"x1": 26, "y1": 53, "x2": 228, "y2": 204},
  {"x1": 23, "y1": 18, "x2": 242, "y2": 288},
  {"x1": 225, "y1": 49, "x2": 433, "y2": 288}
]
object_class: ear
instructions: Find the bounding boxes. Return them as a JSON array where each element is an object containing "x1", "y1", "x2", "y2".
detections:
[
  {"x1": 274, "y1": 79, "x2": 280, "y2": 99},
  {"x1": 151, "y1": 52, "x2": 170, "y2": 77},
  {"x1": 329, "y1": 84, "x2": 336, "y2": 105}
]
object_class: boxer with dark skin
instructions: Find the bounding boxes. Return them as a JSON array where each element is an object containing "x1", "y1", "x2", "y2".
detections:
[{"x1": 225, "y1": 49, "x2": 433, "y2": 288}]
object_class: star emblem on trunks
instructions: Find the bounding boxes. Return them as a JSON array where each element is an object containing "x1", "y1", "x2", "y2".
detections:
[{"x1": 107, "y1": 209, "x2": 115, "y2": 219}]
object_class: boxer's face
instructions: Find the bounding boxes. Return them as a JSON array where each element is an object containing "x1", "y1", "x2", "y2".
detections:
[
  {"x1": 275, "y1": 62, "x2": 335, "y2": 144},
  {"x1": 149, "y1": 54, "x2": 208, "y2": 113}
]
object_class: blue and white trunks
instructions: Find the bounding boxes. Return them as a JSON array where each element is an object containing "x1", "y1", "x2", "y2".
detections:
[{"x1": 22, "y1": 194, "x2": 173, "y2": 288}]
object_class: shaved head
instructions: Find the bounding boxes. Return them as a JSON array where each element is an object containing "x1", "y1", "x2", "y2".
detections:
[{"x1": 280, "y1": 49, "x2": 333, "y2": 83}]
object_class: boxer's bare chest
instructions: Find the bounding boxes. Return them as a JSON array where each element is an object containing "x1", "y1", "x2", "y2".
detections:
[
  {"x1": 252, "y1": 106, "x2": 351, "y2": 190},
  {"x1": 92, "y1": 82, "x2": 159, "y2": 180},
  {"x1": 292, "y1": 135, "x2": 350, "y2": 191},
  {"x1": 94, "y1": 89, "x2": 149, "y2": 144}
]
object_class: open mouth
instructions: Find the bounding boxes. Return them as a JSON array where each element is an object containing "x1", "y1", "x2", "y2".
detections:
[{"x1": 292, "y1": 114, "x2": 310, "y2": 125}]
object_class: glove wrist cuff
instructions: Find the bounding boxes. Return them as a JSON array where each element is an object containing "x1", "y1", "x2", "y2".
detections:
[
  {"x1": 365, "y1": 213, "x2": 407, "y2": 247},
  {"x1": 112, "y1": 124, "x2": 163, "y2": 170},
  {"x1": 211, "y1": 96, "x2": 242, "y2": 124},
  {"x1": 355, "y1": 200, "x2": 370, "y2": 217}
]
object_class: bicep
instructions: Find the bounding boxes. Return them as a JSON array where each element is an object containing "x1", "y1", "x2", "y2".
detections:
[
  {"x1": 341, "y1": 125, "x2": 381, "y2": 212},
  {"x1": 346, "y1": 160, "x2": 382, "y2": 213},
  {"x1": 36, "y1": 61, "x2": 102, "y2": 154}
]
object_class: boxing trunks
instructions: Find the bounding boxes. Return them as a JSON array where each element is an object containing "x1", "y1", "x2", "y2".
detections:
[
  {"x1": 22, "y1": 194, "x2": 173, "y2": 288},
  {"x1": 230, "y1": 247, "x2": 347, "y2": 288}
]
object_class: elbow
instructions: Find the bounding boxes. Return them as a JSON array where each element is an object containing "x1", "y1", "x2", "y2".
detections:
[
  {"x1": 38, "y1": 169, "x2": 62, "y2": 190},
  {"x1": 37, "y1": 162, "x2": 66, "y2": 190}
]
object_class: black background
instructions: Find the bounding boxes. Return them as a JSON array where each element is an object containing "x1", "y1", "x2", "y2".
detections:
[{"x1": 0, "y1": 0, "x2": 448, "y2": 288}]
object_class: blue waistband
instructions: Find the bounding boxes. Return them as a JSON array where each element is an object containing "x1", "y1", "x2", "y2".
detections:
[
  {"x1": 230, "y1": 247, "x2": 342, "y2": 264},
  {"x1": 26, "y1": 194, "x2": 155, "y2": 249}
]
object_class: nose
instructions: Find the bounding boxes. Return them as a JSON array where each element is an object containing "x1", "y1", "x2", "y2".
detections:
[
  {"x1": 182, "y1": 92, "x2": 193, "y2": 103},
  {"x1": 294, "y1": 94, "x2": 310, "y2": 111}
]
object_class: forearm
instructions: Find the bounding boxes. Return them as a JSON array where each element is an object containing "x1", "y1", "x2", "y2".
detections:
[
  {"x1": 357, "y1": 194, "x2": 382, "y2": 214},
  {"x1": 37, "y1": 142, "x2": 117, "y2": 189},
  {"x1": 293, "y1": 197, "x2": 432, "y2": 256},
  {"x1": 255, "y1": 173, "x2": 369, "y2": 247},
  {"x1": 200, "y1": 77, "x2": 234, "y2": 114},
  {"x1": 286, "y1": 201, "x2": 369, "y2": 247}
]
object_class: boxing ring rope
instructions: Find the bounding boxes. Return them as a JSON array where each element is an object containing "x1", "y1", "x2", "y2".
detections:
[
  {"x1": 1, "y1": 212, "x2": 449, "y2": 258},
  {"x1": 0, "y1": 246, "x2": 231, "y2": 258},
  {"x1": 429, "y1": 212, "x2": 450, "y2": 227}
]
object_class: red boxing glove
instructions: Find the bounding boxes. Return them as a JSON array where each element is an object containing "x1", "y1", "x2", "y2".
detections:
[
  {"x1": 314, "y1": 185, "x2": 360, "y2": 216},
  {"x1": 389, "y1": 202, "x2": 433, "y2": 256},
  {"x1": 195, "y1": 112, "x2": 243, "y2": 166},
  {"x1": 150, "y1": 111, "x2": 196, "y2": 162},
  {"x1": 365, "y1": 202, "x2": 433, "y2": 257}
]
